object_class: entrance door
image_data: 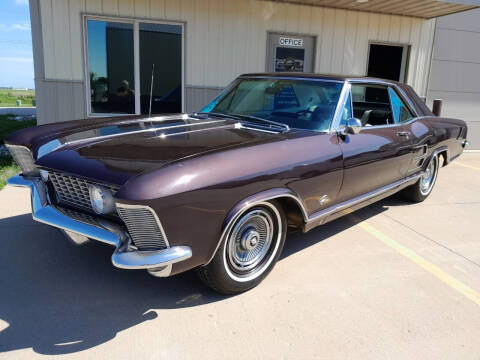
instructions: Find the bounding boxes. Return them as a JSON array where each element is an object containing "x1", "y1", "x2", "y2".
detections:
[
  {"x1": 367, "y1": 43, "x2": 409, "y2": 83},
  {"x1": 266, "y1": 33, "x2": 315, "y2": 73},
  {"x1": 139, "y1": 23, "x2": 183, "y2": 114}
]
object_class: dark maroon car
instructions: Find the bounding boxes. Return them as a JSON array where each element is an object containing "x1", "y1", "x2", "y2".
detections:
[{"x1": 5, "y1": 73, "x2": 469, "y2": 294}]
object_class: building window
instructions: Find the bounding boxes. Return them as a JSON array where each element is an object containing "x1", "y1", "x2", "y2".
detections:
[{"x1": 85, "y1": 17, "x2": 183, "y2": 117}]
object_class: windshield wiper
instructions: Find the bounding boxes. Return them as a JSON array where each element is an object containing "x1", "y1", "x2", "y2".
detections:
[
  {"x1": 192, "y1": 112, "x2": 241, "y2": 121},
  {"x1": 192, "y1": 112, "x2": 290, "y2": 132},
  {"x1": 232, "y1": 114, "x2": 290, "y2": 132}
]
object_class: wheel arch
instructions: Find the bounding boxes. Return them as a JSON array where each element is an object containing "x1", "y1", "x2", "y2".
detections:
[
  {"x1": 429, "y1": 146, "x2": 449, "y2": 168},
  {"x1": 204, "y1": 188, "x2": 308, "y2": 265}
]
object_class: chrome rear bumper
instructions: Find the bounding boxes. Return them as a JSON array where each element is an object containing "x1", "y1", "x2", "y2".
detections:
[{"x1": 7, "y1": 174, "x2": 192, "y2": 277}]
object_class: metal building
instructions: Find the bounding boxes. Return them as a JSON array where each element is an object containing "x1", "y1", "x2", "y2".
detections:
[
  {"x1": 427, "y1": 8, "x2": 480, "y2": 149},
  {"x1": 28, "y1": 0, "x2": 477, "y2": 125}
]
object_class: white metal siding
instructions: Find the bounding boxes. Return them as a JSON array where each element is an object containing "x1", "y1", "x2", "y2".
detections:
[{"x1": 38, "y1": 0, "x2": 435, "y2": 92}]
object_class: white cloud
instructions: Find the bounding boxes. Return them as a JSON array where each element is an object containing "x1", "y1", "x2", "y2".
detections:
[
  {"x1": 0, "y1": 56, "x2": 33, "y2": 62},
  {"x1": 11, "y1": 23, "x2": 31, "y2": 31},
  {"x1": 15, "y1": 0, "x2": 29, "y2": 5},
  {"x1": 0, "y1": 23, "x2": 31, "y2": 31}
]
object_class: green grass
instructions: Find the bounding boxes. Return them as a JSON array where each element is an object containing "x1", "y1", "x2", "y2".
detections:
[
  {"x1": 0, "y1": 88, "x2": 36, "y2": 107},
  {"x1": 0, "y1": 114, "x2": 37, "y2": 190},
  {"x1": 0, "y1": 114, "x2": 36, "y2": 143},
  {"x1": 0, "y1": 156, "x2": 19, "y2": 190}
]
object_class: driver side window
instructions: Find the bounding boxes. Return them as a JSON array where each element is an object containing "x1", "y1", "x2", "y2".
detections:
[{"x1": 351, "y1": 84, "x2": 393, "y2": 127}]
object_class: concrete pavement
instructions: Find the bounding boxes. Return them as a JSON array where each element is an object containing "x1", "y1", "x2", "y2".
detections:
[{"x1": 0, "y1": 154, "x2": 479, "y2": 359}]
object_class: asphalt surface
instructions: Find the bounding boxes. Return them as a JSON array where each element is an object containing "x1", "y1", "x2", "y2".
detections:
[{"x1": 0, "y1": 153, "x2": 479, "y2": 359}]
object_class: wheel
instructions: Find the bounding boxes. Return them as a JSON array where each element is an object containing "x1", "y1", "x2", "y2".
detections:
[
  {"x1": 197, "y1": 200, "x2": 286, "y2": 295},
  {"x1": 401, "y1": 154, "x2": 439, "y2": 202}
]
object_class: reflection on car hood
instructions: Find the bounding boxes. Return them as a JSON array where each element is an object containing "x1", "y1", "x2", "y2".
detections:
[{"x1": 35, "y1": 115, "x2": 287, "y2": 186}]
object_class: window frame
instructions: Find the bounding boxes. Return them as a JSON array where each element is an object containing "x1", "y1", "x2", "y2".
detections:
[
  {"x1": 350, "y1": 82, "x2": 394, "y2": 127},
  {"x1": 332, "y1": 80, "x2": 419, "y2": 131},
  {"x1": 82, "y1": 14, "x2": 185, "y2": 118},
  {"x1": 387, "y1": 86, "x2": 415, "y2": 124}
]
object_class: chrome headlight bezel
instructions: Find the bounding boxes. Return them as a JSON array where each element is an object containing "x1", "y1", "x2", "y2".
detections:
[
  {"x1": 88, "y1": 184, "x2": 116, "y2": 215},
  {"x1": 5, "y1": 144, "x2": 39, "y2": 176}
]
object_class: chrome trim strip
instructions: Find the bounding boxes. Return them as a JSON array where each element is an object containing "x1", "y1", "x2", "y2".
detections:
[
  {"x1": 330, "y1": 82, "x2": 350, "y2": 132},
  {"x1": 307, "y1": 172, "x2": 423, "y2": 224},
  {"x1": 7, "y1": 174, "x2": 191, "y2": 274},
  {"x1": 206, "y1": 172, "x2": 424, "y2": 264},
  {"x1": 330, "y1": 82, "x2": 352, "y2": 132}
]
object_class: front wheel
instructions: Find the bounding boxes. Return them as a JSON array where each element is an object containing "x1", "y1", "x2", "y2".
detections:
[
  {"x1": 401, "y1": 154, "x2": 439, "y2": 202},
  {"x1": 197, "y1": 200, "x2": 286, "y2": 295}
]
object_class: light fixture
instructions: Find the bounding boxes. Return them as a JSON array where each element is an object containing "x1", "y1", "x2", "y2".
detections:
[{"x1": 88, "y1": 184, "x2": 116, "y2": 214}]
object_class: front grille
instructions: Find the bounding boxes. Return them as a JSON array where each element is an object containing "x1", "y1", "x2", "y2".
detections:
[
  {"x1": 117, "y1": 205, "x2": 168, "y2": 250},
  {"x1": 57, "y1": 206, "x2": 104, "y2": 228},
  {"x1": 49, "y1": 171, "x2": 117, "y2": 212}
]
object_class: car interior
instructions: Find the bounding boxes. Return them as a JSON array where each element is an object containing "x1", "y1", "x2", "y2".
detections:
[{"x1": 351, "y1": 84, "x2": 394, "y2": 126}]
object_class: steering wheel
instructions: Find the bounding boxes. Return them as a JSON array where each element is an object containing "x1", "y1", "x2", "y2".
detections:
[{"x1": 296, "y1": 109, "x2": 314, "y2": 119}]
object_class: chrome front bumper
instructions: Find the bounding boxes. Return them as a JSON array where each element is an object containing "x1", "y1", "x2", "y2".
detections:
[{"x1": 7, "y1": 174, "x2": 192, "y2": 277}]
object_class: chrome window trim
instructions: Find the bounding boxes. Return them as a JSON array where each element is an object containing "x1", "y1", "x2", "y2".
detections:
[
  {"x1": 330, "y1": 82, "x2": 351, "y2": 132},
  {"x1": 330, "y1": 80, "x2": 421, "y2": 132},
  {"x1": 116, "y1": 202, "x2": 170, "y2": 248},
  {"x1": 346, "y1": 79, "x2": 419, "y2": 117},
  {"x1": 239, "y1": 76, "x2": 344, "y2": 84}
]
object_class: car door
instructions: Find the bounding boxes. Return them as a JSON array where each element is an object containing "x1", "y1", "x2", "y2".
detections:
[
  {"x1": 387, "y1": 85, "x2": 430, "y2": 175},
  {"x1": 336, "y1": 82, "x2": 413, "y2": 202}
]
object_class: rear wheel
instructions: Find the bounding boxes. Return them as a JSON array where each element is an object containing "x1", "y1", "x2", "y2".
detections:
[
  {"x1": 401, "y1": 154, "x2": 439, "y2": 203},
  {"x1": 197, "y1": 200, "x2": 286, "y2": 294}
]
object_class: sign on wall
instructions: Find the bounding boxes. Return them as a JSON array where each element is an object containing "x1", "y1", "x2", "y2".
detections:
[{"x1": 278, "y1": 37, "x2": 304, "y2": 47}]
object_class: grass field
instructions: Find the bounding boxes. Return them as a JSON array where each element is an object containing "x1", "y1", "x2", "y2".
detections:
[
  {"x1": 0, "y1": 114, "x2": 37, "y2": 190},
  {"x1": 0, "y1": 89, "x2": 36, "y2": 107}
]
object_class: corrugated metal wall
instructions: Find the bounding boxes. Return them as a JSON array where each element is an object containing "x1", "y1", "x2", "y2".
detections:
[
  {"x1": 427, "y1": 8, "x2": 480, "y2": 149},
  {"x1": 34, "y1": 0, "x2": 436, "y2": 123}
]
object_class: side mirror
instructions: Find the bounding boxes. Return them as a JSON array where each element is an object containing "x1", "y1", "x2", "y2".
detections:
[{"x1": 343, "y1": 118, "x2": 362, "y2": 135}]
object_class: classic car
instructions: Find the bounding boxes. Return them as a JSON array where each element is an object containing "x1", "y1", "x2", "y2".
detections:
[{"x1": 5, "y1": 73, "x2": 469, "y2": 294}]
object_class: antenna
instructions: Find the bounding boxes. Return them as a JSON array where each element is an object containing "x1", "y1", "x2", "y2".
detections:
[{"x1": 148, "y1": 63, "x2": 155, "y2": 118}]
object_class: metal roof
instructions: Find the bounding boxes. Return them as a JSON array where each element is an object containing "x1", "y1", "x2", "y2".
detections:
[{"x1": 263, "y1": 0, "x2": 478, "y2": 19}]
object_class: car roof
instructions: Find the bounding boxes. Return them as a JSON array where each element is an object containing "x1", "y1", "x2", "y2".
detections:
[{"x1": 239, "y1": 72, "x2": 400, "y2": 86}]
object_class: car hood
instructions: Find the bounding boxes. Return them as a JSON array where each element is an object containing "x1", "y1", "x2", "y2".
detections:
[{"x1": 35, "y1": 115, "x2": 287, "y2": 186}]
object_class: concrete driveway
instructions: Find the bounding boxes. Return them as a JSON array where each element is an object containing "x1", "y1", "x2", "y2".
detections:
[{"x1": 0, "y1": 153, "x2": 479, "y2": 359}]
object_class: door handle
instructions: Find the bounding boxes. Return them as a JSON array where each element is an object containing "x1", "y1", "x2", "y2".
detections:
[{"x1": 397, "y1": 131, "x2": 410, "y2": 138}]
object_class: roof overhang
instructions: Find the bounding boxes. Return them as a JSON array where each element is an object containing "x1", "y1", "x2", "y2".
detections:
[{"x1": 262, "y1": 0, "x2": 479, "y2": 19}]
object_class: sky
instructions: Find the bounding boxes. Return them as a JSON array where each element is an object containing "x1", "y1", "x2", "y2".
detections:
[{"x1": 0, "y1": 0, "x2": 34, "y2": 89}]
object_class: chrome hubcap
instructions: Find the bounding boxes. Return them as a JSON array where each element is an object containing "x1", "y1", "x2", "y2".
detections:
[
  {"x1": 227, "y1": 209, "x2": 274, "y2": 273},
  {"x1": 420, "y1": 157, "x2": 437, "y2": 194}
]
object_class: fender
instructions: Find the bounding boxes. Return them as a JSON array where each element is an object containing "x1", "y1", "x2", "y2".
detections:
[{"x1": 204, "y1": 188, "x2": 307, "y2": 264}]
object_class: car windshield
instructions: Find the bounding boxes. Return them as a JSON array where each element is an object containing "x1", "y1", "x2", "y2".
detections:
[{"x1": 201, "y1": 78, "x2": 344, "y2": 131}]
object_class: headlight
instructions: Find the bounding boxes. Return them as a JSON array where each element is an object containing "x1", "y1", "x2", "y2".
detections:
[
  {"x1": 88, "y1": 184, "x2": 116, "y2": 214},
  {"x1": 5, "y1": 144, "x2": 39, "y2": 176}
]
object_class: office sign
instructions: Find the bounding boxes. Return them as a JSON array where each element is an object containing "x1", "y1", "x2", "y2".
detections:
[{"x1": 279, "y1": 37, "x2": 303, "y2": 47}]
